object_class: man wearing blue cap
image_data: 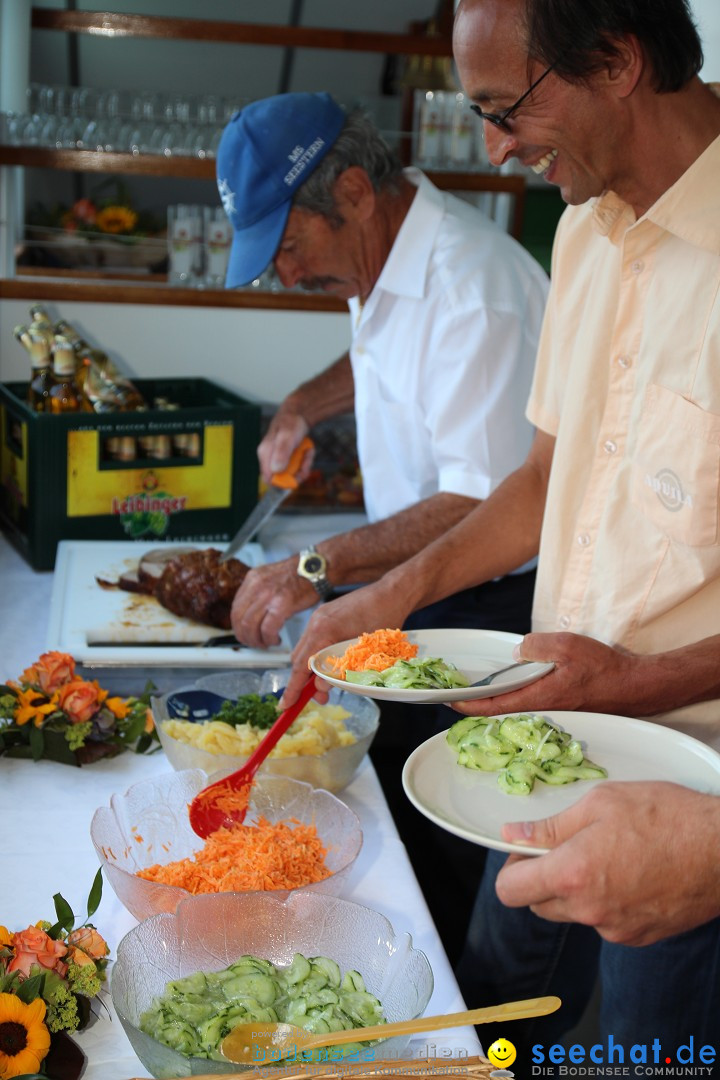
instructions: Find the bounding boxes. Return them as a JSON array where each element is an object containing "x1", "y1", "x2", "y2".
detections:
[
  {"x1": 215, "y1": 90, "x2": 548, "y2": 963},
  {"x1": 216, "y1": 91, "x2": 548, "y2": 649}
]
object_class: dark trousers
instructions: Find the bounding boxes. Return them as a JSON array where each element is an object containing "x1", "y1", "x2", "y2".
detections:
[
  {"x1": 369, "y1": 569, "x2": 536, "y2": 966},
  {"x1": 457, "y1": 849, "x2": 720, "y2": 1068}
]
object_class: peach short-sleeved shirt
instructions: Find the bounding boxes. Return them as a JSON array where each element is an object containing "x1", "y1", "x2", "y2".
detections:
[{"x1": 527, "y1": 111, "x2": 720, "y2": 747}]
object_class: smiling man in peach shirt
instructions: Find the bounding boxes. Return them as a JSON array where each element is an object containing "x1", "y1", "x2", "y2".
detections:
[{"x1": 282, "y1": 0, "x2": 720, "y2": 1058}]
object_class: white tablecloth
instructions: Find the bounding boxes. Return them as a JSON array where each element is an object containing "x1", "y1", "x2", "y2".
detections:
[{"x1": 0, "y1": 532, "x2": 483, "y2": 1078}]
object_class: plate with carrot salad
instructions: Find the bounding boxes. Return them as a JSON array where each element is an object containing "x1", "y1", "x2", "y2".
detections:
[{"x1": 311, "y1": 628, "x2": 554, "y2": 704}]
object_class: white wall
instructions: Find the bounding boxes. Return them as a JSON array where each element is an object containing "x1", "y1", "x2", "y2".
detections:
[
  {"x1": 0, "y1": 298, "x2": 351, "y2": 404},
  {"x1": 695, "y1": 0, "x2": 720, "y2": 79}
]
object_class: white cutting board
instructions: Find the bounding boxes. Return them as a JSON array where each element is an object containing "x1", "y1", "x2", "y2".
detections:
[{"x1": 47, "y1": 540, "x2": 292, "y2": 667}]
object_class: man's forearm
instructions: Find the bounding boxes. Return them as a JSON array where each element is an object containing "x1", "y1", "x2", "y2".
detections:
[
  {"x1": 317, "y1": 492, "x2": 479, "y2": 583},
  {"x1": 627, "y1": 636, "x2": 720, "y2": 716},
  {"x1": 375, "y1": 433, "x2": 552, "y2": 615},
  {"x1": 282, "y1": 352, "x2": 355, "y2": 428}
]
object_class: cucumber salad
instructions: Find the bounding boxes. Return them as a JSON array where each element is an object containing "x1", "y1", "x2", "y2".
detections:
[
  {"x1": 447, "y1": 713, "x2": 607, "y2": 795},
  {"x1": 139, "y1": 952, "x2": 386, "y2": 1062},
  {"x1": 345, "y1": 656, "x2": 469, "y2": 690}
]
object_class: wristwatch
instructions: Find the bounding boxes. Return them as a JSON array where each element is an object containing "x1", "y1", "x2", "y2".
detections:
[{"x1": 297, "y1": 546, "x2": 334, "y2": 601}]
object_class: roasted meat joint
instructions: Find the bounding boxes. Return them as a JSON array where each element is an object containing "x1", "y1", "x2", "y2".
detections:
[{"x1": 108, "y1": 547, "x2": 250, "y2": 629}]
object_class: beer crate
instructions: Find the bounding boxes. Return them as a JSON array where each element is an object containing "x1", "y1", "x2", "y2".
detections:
[{"x1": 0, "y1": 377, "x2": 261, "y2": 570}]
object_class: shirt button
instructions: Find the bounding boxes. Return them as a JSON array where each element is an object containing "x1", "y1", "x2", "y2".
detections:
[
  {"x1": 604, "y1": 439, "x2": 617, "y2": 454},
  {"x1": 355, "y1": 345, "x2": 365, "y2": 355},
  {"x1": 631, "y1": 260, "x2": 644, "y2": 275},
  {"x1": 559, "y1": 615, "x2": 571, "y2": 629},
  {"x1": 577, "y1": 533, "x2": 591, "y2": 546},
  {"x1": 617, "y1": 355, "x2": 632, "y2": 369}
]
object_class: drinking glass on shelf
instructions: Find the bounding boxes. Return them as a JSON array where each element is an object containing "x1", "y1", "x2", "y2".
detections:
[
  {"x1": 167, "y1": 204, "x2": 204, "y2": 285},
  {"x1": 203, "y1": 206, "x2": 232, "y2": 287},
  {"x1": 128, "y1": 92, "x2": 163, "y2": 155}
]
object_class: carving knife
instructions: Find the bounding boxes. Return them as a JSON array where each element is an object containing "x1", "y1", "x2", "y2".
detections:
[{"x1": 220, "y1": 436, "x2": 314, "y2": 563}]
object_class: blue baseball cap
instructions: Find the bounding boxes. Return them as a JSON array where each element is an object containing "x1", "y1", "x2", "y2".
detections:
[{"x1": 216, "y1": 92, "x2": 346, "y2": 288}]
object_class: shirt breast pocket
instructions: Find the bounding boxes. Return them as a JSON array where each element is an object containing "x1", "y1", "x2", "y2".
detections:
[{"x1": 631, "y1": 384, "x2": 720, "y2": 547}]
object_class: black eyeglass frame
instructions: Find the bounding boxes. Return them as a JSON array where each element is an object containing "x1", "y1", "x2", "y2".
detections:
[{"x1": 469, "y1": 60, "x2": 558, "y2": 132}]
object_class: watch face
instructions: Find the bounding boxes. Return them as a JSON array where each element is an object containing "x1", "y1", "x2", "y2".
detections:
[{"x1": 303, "y1": 555, "x2": 323, "y2": 575}]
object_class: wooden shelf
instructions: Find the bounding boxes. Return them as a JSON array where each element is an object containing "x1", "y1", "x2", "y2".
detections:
[
  {"x1": 0, "y1": 145, "x2": 215, "y2": 179},
  {"x1": 1, "y1": 8, "x2": 524, "y2": 308},
  {"x1": 31, "y1": 9, "x2": 453, "y2": 56},
  {"x1": 0, "y1": 275, "x2": 346, "y2": 312},
  {"x1": 0, "y1": 147, "x2": 523, "y2": 197}
]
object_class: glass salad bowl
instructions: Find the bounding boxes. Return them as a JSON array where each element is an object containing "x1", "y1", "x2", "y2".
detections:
[
  {"x1": 91, "y1": 769, "x2": 362, "y2": 922},
  {"x1": 111, "y1": 891, "x2": 434, "y2": 1078},
  {"x1": 152, "y1": 669, "x2": 380, "y2": 793}
]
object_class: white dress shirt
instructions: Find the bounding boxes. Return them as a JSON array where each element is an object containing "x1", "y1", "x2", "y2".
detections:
[{"x1": 348, "y1": 169, "x2": 549, "y2": 524}]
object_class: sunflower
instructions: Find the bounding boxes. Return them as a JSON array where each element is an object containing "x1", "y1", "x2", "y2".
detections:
[
  {"x1": 12, "y1": 687, "x2": 57, "y2": 728},
  {"x1": 0, "y1": 993, "x2": 51, "y2": 1079},
  {"x1": 95, "y1": 205, "x2": 138, "y2": 234}
]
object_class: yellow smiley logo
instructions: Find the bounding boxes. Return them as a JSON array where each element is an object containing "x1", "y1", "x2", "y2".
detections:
[{"x1": 487, "y1": 1038, "x2": 517, "y2": 1068}]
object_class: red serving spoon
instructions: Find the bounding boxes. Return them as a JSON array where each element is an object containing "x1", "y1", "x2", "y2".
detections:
[{"x1": 188, "y1": 675, "x2": 318, "y2": 838}]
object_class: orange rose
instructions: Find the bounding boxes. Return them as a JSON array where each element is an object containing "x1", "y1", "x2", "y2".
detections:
[
  {"x1": 65, "y1": 945, "x2": 97, "y2": 969},
  {"x1": 72, "y1": 197, "x2": 97, "y2": 225},
  {"x1": 9, "y1": 926, "x2": 68, "y2": 978},
  {"x1": 66, "y1": 927, "x2": 109, "y2": 961},
  {"x1": 22, "y1": 652, "x2": 75, "y2": 695},
  {"x1": 56, "y1": 680, "x2": 101, "y2": 724}
]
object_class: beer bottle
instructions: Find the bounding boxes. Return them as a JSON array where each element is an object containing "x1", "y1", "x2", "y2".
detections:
[
  {"x1": 49, "y1": 335, "x2": 81, "y2": 414},
  {"x1": 29, "y1": 303, "x2": 53, "y2": 329},
  {"x1": 54, "y1": 318, "x2": 88, "y2": 354},
  {"x1": 16, "y1": 325, "x2": 55, "y2": 412},
  {"x1": 28, "y1": 304, "x2": 55, "y2": 350}
]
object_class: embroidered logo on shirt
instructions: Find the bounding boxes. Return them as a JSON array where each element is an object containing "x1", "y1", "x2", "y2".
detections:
[{"x1": 644, "y1": 468, "x2": 694, "y2": 512}]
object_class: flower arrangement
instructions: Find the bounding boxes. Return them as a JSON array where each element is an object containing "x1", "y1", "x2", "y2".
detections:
[
  {"x1": 0, "y1": 651, "x2": 158, "y2": 766},
  {"x1": 23, "y1": 179, "x2": 166, "y2": 272},
  {"x1": 27, "y1": 179, "x2": 162, "y2": 241},
  {"x1": 0, "y1": 872, "x2": 108, "y2": 1080},
  {"x1": 60, "y1": 197, "x2": 139, "y2": 236}
]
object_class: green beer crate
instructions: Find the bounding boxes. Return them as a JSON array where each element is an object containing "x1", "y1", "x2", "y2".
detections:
[{"x1": 0, "y1": 377, "x2": 261, "y2": 570}]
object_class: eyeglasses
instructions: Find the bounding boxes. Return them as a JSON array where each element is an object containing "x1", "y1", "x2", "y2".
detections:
[{"x1": 470, "y1": 61, "x2": 558, "y2": 133}]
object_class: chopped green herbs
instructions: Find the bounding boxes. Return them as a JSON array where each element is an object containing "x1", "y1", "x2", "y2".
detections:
[{"x1": 212, "y1": 693, "x2": 280, "y2": 731}]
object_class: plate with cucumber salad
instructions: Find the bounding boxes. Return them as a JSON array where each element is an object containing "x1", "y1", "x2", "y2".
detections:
[
  {"x1": 310, "y1": 628, "x2": 554, "y2": 703},
  {"x1": 402, "y1": 710, "x2": 720, "y2": 854}
]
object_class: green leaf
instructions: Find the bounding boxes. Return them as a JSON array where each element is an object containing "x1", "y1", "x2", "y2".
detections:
[
  {"x1": 28, "y1": 723, "x2": 45, "y2": 761},
  {"x1": 53, "y1": 892, "x2": 76, "y2": 933},
  {"x1": 15, "y1": 971, "x2": 45, "y2": 1003},
  {"x1": 86, "y1": 867, "x2": 103, "y2": 920},
  {"x1": 1, "y1": 744, "x2": 34, "y2": 759},
  {"x1": 37, "y1": 729, "x2": 81, "y2": 767},
  {"x1": 0, "y1": 970, "x2": 22, "y2": 993}
]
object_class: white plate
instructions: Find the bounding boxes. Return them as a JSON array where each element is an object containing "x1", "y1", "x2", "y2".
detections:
[
  {"x1": 310, "y1": 628, "x2": 554, "y2": 703},
  {"x1": 402, "y1": 711, "x2": 720, "y2": 854},
  {"x1": 47, "y1": 540, "x2": 292, "y2": 667}
]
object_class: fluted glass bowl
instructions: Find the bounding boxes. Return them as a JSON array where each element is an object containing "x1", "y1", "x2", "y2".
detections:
[
  {"x1": 111, "y1": 891, "x2": 434, "y2": 1078},
  {"x1": 91, "y1": 770, "x2": 362, "y2": 922},
  {"x1": 152, "y1": 669, "x2": 380, "y2": 793}
]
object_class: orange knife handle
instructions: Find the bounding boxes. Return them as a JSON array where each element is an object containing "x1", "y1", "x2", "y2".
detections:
[{"x1": 270, "y1": 436, "x2": 314, "y2": 491}]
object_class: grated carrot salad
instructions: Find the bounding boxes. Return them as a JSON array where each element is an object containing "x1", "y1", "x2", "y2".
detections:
[
  {"x1": 136, "y1": 816, "x2": 330, "y2": 893},
  {"x1": 326, "y1": 628, "x2": 418, "y2": 678}
]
